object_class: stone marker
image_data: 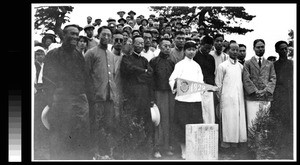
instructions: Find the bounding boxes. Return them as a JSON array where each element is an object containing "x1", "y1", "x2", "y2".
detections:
[{"x1": 186, "y1": 124, "x2": 218, "y2": 160}]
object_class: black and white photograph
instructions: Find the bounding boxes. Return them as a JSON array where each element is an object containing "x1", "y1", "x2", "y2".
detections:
[{"x1": 32, "y1": 3, "x2": 296, "y2": 161}]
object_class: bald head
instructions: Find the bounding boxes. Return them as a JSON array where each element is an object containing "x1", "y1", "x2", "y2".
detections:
[{"x1": 228, "y1": 42, "x2": 239, "y2": 60}]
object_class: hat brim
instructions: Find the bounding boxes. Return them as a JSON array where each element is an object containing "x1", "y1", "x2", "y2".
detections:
[
  {"x1": 117, "y1": 11, "x2": 125, "y2": 14},
  {"x1": 41, "y1": 105, "x2": 50, "y2": 130},
  {"x1": 151, "y1": 104, "x2": 160, "y2": 126}
]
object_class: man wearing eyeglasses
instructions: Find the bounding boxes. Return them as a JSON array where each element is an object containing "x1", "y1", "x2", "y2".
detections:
[
  {"x1": 111, "y1": 31, "x2": 125, "y2": 125},
  {"x1": 84, "y1": 26, "x2": 120, "y2": 158}
]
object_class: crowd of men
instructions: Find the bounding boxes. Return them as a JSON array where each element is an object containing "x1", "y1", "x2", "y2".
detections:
[{"x1": 33, "y1": 10, "x2": 294, "y2": 160}]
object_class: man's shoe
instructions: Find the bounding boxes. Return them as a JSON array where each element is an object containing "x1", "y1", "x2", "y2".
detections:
[
  {"x1": 166, "y1": 151, "x2": 174, "y2": 156},
  {"x1": 153, "y1": 151, "x2": 162, "y2": 158}
]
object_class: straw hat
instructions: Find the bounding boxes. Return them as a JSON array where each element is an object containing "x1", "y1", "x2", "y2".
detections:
[
  {"x1": 150, "y1": 103, "x2": 160, "y2": 126},
  {"x1": 41, "y1": 105, "x2": 50, "y2": 130}
]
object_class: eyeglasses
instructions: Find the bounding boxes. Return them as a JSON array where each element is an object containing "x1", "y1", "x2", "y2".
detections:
[{"x1": 114, "y1": 38, "x2": 124, "y2": 43}]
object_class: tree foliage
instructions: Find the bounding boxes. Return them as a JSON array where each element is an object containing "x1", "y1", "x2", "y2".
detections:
[
  {"x1": 34, "y1": 6, "x2": 74, "y2": 40},
  {"x1": 149, "y1": 6, "x2": 256, "y2": 35}
]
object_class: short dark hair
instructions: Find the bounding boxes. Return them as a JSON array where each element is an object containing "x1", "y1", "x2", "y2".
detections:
[
  {"x1": 122, "y1": 30, "x2": 130, "y2": 35},
  {"x1": 275, "y1": 40, "x2": 288, "y2": 51},
  {"x1": 174, "y1": 31, "x2": 185, "y2": 37},
  {"x1": 253, "y1": 39, "x2": 265, "y2": 47},
  {"x1": 132, "y1": 35, "x2": 143, "y2": 44},
  {"x1": 63, "y1": 24, "x2": 82, "y2": 33},
  {"x1": 114, "y1": 30, "x2": 123, "y2": 35},
  {"x1": 200, "y1": 35, "x2": 214, "y2": 45},
  {"x1": 98, "y1": 26, "x2": 112, "y2": 35},
  {"x1": 159, "y1": 37, "x2": 172, "y2": 44},
  {"x1": 143, "y1": 30, "x2": 153, "y2": 37},
  {"x1": 238, "y1": 44, "x2": 246, "y2": 48},
  {"x1": 214, "y1": 33, "x2": 224, "y2": 40},
  {"x1": 78, "y1": 35, "x2": 89, "y2": 44},
  {"x1": 132, "y1": 29, "x2": 140, "y2": 35}
]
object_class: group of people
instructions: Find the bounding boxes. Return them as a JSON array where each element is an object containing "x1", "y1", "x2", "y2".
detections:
[{"x1": 33, "y1": 10, "x2": 294, "y2": 160}]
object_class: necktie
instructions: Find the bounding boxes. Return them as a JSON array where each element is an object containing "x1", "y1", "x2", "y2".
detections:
[{"x1": 258, "y1": 57, "x2": 262, "y2": 68}]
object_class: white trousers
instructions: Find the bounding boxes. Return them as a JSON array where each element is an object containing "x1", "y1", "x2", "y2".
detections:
[
  {"x1": 245, "y1": 100, "x2": 270, "y2": 129},
  {"x1": 201, "y1": 92, "x2": 215, "y2": 124}
]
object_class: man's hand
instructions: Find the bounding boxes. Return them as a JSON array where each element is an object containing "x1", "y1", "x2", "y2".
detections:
[
  {"x1": 255, "y1": 90, "x2": 265, "y2": 98},
  {"x1": 150, "y1": 101, "x2": 155, "y2": 107}
]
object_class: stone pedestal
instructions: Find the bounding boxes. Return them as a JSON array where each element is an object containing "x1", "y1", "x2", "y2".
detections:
[{"x1": 186, "y1": 124, "x2": 218, "y2": 160}]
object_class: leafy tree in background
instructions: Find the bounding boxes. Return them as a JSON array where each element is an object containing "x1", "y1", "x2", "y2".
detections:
[
  {"x1": 34, "y1": 6, "x2": 74, "y2": 40},
  {"x1": 149, "y1": 6, "x2": 256, "y2": 36}
]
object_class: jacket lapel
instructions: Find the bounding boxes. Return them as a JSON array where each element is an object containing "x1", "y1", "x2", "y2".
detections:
[
  {"x1": 250, "y1": 56, "x2": 260, "y2": 70},
  {"x1": 260, "y1": 57, "x2": 268, "y2": 70}
]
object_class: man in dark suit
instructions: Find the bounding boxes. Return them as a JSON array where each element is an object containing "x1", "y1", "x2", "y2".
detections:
[
  {"x1": 193, "y1": 35, "x2": 215, "y2": 85},
  {"x1": 120, "y1": 35, "x2": 155, "y2": 158}
]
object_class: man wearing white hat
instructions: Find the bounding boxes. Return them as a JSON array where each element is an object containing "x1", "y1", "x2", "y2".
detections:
[
  {"x1": 117, "y1": 10, "x2": 126, "y2": 18},
  {"x1": 84, "y1": 24, "x2": 99, "y2": 51}
]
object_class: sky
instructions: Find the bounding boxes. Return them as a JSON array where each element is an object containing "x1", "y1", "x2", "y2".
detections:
[{"x1": 32, "y1": 3, "x2": 296, "y2": 60}]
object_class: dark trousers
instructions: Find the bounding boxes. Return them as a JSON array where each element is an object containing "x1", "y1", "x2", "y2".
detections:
[
  {"x1": 174, "y1": 100, "x2": 203, "y2": 144},
  {"x1": 48, "y1": 94, "x2": 91, "y2": 160}
]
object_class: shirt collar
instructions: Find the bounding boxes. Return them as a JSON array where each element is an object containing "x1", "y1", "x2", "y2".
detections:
[
  {"x1": 184, "y1": 56, "x2": 193, "y2": 61},
  {"x1": 175, "y1": 45, "x2": 183, "y2": 52},
  {"x1": 133, "y1": 51, "x2": 142, "y2": 57},
  {"x1": 254, "y1": 54, "x2": 263, "y2": 62},
  {"x1": 228, "y1": 57, "x2": 237, "y2": 64}
]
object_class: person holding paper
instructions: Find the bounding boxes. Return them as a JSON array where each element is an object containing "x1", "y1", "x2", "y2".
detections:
[{"x1": 169, "y1": 41, "x2": 204, "y2": 159}]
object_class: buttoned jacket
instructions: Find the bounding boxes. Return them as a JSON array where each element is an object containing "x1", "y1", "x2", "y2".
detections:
[{"x1": 242, "y1": 56, "x2": 276, "y2": 101}]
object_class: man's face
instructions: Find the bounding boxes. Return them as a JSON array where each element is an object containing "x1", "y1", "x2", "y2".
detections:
[
  {"x1": 78, "y1": 38, "x2": 87, "y2": 49},
  {"x1": 159, "y1": 40, "x2": 171, "y2": 55},
  {"x1": 174, "y1": 34, "x2": 185, "y2": 49},
  {"x1": 99, "y1": 28, "x2": 112, "y2": 46},
  {"x1": 165, "y1": 26, "x2": 172, "y2": 33},
  {"x1": 276, "y1": 43, "x2": 288, "y2": 57},
  {"x1": 85, "y1": 28, "x2": 94, "y2": 38},
  {"x1": 128, "y1": 21, "x2": 134, "y2": 28},
  {"x1": 136, "y1": 18, "x2": 141, "y2": 25},
  {"x1": 200, "y1": 44, "x2": 213, "y2": 55},
  {"x1": 151, "y1": 41, "x2": 158, "y2": 48},
  {"x1": 153, "y1": 22, "x2": 159, "y2": 29},
  {"x1": 119, "y1": 12, "x2": 125, "y2": 17},
  {"x1": 254, "y1": 41, "x2": 265, "y2": 57},
  {"x1": 113, "y1": 34, "x2": 124, "y2": 51},
  {"x1": 63, "y1": 26, "x2": 79, "y2": 48},
  {"x1": 238, "y1": 46, "x2": 246, "y2": 60},
  {"x1": 122, "y1": 32, "x2": 129, "y2": 43},
  {"x1": 148, "y1": 19, "x2": 153, "y2": 25},
  {"x1": 143, "y1": 32, "x2": 152, "y2": 47},
  {"x1": 35, "y1": 50, "x2": 45, "y2": 63},
  {"x1": 117, "y1": 25, "x2": 123, "y2": 32},
  {"x1": 214, "y1": 36, "x2": 223, "y2": 52},
  {"x1": 87, "y1": 17, "x2": 92, "y2": 24},
  {"x1": 185, "y1": 47, "x2": 197, "y2": 59},
  {"x1": 45, "y1": 38, "x2": 53, "y2": 48},
  {"x1": 133, "y1": 37, "x2": 144, "y2": 54},
  {"x1": 228, "y1": 43, "x2": 239, "y2": 60},
  {"x1": 95, "y1": 20, "x2": 101, "y2": 26}
]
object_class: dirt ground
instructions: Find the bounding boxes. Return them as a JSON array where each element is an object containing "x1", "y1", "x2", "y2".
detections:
[{"x1": 34, "y1": 133, "x2": 256, "y2": 161}]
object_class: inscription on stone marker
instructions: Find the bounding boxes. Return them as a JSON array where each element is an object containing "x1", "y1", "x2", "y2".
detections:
[{"x1": 186, "y1": 124, "x2": 218, "y2": 160}]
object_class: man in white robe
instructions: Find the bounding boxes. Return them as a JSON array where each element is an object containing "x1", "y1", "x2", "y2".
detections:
[{"x1": 215, "y1": 42, "x2": 247, "y2": 148}]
